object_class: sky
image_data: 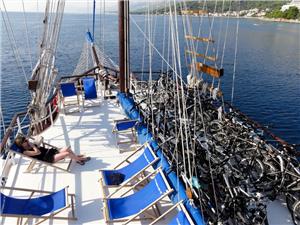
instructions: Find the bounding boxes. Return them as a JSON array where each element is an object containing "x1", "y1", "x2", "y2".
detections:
[
  {"x1": 1, "y1": 0, "x2": 120, "y2": 14},
  {"x1": 0, "y1": 0, "x2": 165, "y2": 13}
]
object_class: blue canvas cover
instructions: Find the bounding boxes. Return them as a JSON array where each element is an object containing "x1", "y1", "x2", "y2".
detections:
[
  {"x1": 86, "y1": 31, "x2": 94, "y2": 43},
  {"x1": 102, "y1": 145, "x2": 156, "y2": 185},
  {"x1": 117, "y1": 93, "x2": 143, "y2": 122},
  {"x1": 136, "y1": 123, "x2": 153, "y2": 144},
  {"x1": 0, "y1": 188, "x2": 66, "y2": 216},
  {"x1": 107, "y1": 171, "x2": 169, "y2": 219},
  {"x1": 60, "y1": 83, "x2": 77, "y2": 97},
  {"x1": 117, "y1": 92, "x2": 204, "y2": 225},
  {"x1": 83, "y1": 77, "x2": 97, "y2": 99}
]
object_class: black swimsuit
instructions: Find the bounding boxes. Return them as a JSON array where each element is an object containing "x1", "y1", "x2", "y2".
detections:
[{"x1": 25, "y1": 146, "x2": 59, "y2": 163}]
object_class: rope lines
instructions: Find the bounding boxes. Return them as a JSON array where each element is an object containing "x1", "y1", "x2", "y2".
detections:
[
  {"x1": 0, "y1": 0, "x2": 29, "y2": 83},
  {"x1": 231, "y1": 0, "x2": 240, "y2": 105},
  {"x1": 21, "y1": 0, "x2": 33, "y2": 71}
]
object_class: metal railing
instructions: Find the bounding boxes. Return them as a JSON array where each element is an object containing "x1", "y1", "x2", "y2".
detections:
[{"x1": 0, "y1": 90, "x2": 59, "y2": 154}]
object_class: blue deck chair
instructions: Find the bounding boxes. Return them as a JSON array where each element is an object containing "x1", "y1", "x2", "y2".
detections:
[
  {"x1": 8, "y1": 136, "x2": 72, "y2": 173},
  {"x1": 59, "y1": 82, "x2": 80, "y2": 114},
  {"x1": 112, "y1": 119, "x2": 138, "y2": 152},
  {"x1": 0, "y1": 186, "x2": 76, "y2": 225},
  {"x1": 102, "y1": 169, "x2": 174, "y2": 224},
  {"x1": 149, "y1": 201, "x2": 196, "y2": 225},
  {"x1": 99, "y1": 142, "x2": 159, "y2": 197},
  {"x1": 82, "y1": 77, "x2": 100, "y2": 108}
]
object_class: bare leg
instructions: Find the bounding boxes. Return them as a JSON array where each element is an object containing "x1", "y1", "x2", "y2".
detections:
[
  {"x1": 57, "y1": 146, "x2": 88, "y2": 161},
  {"x1": 53, "y1": 151, "x2": 83, "y2": 163}
]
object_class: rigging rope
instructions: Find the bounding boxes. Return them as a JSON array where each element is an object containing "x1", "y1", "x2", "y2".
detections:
[
  {"x1": 231, "y1": 0, "x2": 240, "y2": 105},
  {"x1": 221, "y1": 0, "x2": 232, "y2": 68},
  {"x1": 130, "y1": 15, "x2": 187, "y2": 86},
  {"x1": 21, "y1": 0, "x2": 33, "y2": 71},
  {"x1": 0, "y1": 108, "x2": 5, "y2": 140},
  {"x1": 160, "y1": 0, "x2": 168, "y2": 72},
  {"x1": 147, "y1": 0, "x2": 155, "y2": 136},
  {"x1": 0, "y1": 0, "x2": 29, "y2": 83}
]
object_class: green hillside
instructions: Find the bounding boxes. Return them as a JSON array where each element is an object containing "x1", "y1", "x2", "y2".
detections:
[{"x1": 132, "y1": 1, "x2": 289, "y2": 14}]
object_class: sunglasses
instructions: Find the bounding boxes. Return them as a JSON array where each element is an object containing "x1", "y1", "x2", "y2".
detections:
[{"x1": 22, "y1": 138, "x2": 29, "y2": 144}]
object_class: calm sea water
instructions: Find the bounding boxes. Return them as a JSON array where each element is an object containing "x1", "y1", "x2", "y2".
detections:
[{"x1": 1, "y1": 12, "x2": 299, "y2": 144}]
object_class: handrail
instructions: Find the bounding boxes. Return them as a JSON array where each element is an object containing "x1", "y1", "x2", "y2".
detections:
[
  {"x1": 224, "y1": 102, "x2": 296, "y2": 150},
  {"x1": 45, "y1": 88, "x2": 59, "y2": 105},
  {"x1": 1, "y1": 92, "x2": 60, "y2": 154},
  {"x1": 60, "y1": 73, "x2": 99, "y2": 80},
  {"x1": 1, "y1": 67, "x2": 159, "y2": 154},
  {"x1": 1, "y1": 65, "x2": 114, "y2": 154},
  {"x1": 0, "y1": 111, "x2": 27, "y2": 152}
]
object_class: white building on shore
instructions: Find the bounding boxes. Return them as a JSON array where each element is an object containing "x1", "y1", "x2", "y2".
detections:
[{"x1": 281, "y1": 0, "x2": 300, "y2": 11}]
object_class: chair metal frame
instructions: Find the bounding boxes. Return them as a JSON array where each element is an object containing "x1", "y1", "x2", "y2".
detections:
[
  {"x1": 102, "y1": 168, "x2": 174, "y2": 225},
  {"x1": 8, "y1": 135, "x2": 72, "y2": 173},
  {"x1": 59, "y1": 82, "x2": 81, "y2": 114},
  {"x1": 0, "y1": 186, "x2": 76, "y2": 225},
  {"x1": 149, "y1": 200, "x2": 196, "y2": 225},
  {"x1": 112, "y1": 118, "x2": 138, "y2": 152},
  {"x1": 99, "y1": 142, "x2": 159, "y2": 197}
]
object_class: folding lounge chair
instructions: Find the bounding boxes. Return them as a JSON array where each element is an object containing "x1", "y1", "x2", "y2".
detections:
[
  {"x1": 102, "y1": 169, "x2": 174, "y2": 224},
  {"x1": 0, "y1": 186, "x2": 76, "y2": 225},
  {"x1": 8, "y1": 137, "x2": 72, "y2": 173},
  {"x1": 99, "y1": 142, "x2": 159, "y2": 197},
  {"x1": 112, "y1": 119, "x2": 138, "y2": 152},
  {"x1": 149, "y1": 201, "x2": 196, "y2": 225},
  {"x1": 82, "y1": 77, "x2": 100, "y2": 108},
  {"x1": 59, "y1": 82, "x2": 80, "y2": 114}
]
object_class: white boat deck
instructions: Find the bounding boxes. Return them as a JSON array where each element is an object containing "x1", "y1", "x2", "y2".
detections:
[
  {"x1": 1, "y1": 96, "x2": 295, "y2": 225},
  {"x1": 1, "y1": 98, "x2": 172, "y2": 225}
]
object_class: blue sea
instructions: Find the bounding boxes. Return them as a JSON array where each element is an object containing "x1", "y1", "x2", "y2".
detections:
[{"x1": 1, "y1": 12, "x2": 300, "y2": 144}]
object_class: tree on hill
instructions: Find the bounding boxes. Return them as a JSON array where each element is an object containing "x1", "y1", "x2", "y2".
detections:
[
  {"x1": 266, "y1": 6, "x2": 300, "y2": 19},
  {"x1": 284, "y1": 6, "x2": 299, "y2": 19}
]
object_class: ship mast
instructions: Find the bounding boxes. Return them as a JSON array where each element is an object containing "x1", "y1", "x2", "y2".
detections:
[
  {"x1": 28, "y1": 0, "x2": 65, "y2": 130},
  {"x1": 119, "y1": 0, "x2": 130, "y2": 93}
]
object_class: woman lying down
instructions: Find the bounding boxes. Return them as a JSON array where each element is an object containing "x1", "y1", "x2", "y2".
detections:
[{"x1": 14, "y1": 136, "x2": 91, "y2": 165}]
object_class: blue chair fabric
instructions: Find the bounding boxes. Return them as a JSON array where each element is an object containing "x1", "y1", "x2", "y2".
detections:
[
  {"x1": 60, "y1": 83, "x2": 77, "y2": 97},
  {"x1": 0, "y1": 188, "x2": 66, "y2": 216},
  {"x1": 102, "y1": 145, "x2": 156, "y2": 185},
  {"x1": 115, "y1": 120, "x2": 137, "y2": 132},
  {"x1": 83, "y1": 77, "x2": 97, "y2": 100},
  {"x1": 107, "y1": 171, "x2": 169, "y2": 220},
  {"x1": 10, "y1": 143, "x2": 22, "y2": 153}
]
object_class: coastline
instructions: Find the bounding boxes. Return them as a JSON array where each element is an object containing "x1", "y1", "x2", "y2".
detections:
[
  {"x1": 131, "y1": 13, "x2": 300, "y2": 24},
  {"x1": 247, "y1": 16, "x2": 300, "y2": 24}
]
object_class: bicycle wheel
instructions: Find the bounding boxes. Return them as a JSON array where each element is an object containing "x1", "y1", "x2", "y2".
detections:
[
  {"x1": 240, "y1": 158, "x2": 264, "y2": 183},
  {"x1": 286, "y1": 193, "x2": 300, "y2": 225},
  {"x1": 293, "y1": 200, "x2": 300, "y2": 225}
]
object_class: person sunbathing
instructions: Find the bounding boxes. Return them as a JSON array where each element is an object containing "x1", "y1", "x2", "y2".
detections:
[{"x1": 14, "y1": 136, "x2": 90, "y2": 165}]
